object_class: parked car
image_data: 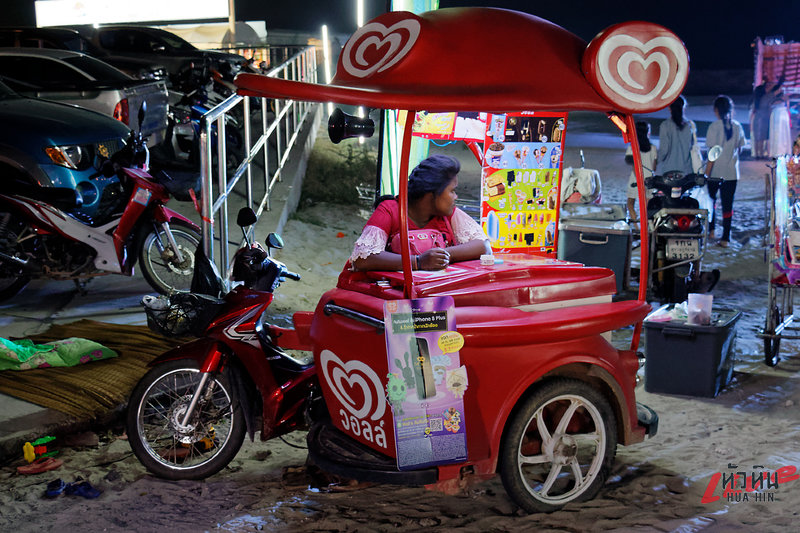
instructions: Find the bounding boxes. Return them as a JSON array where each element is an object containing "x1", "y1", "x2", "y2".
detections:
[
  {"x1": 0, "y1": 27, "x2": 168, "y2": 81},
  {"x1": 0, "y1": 47, "x2": 169, "y2": 147},
  {"x1": 71, "y1": 25, "x2": 247, "y2": 89},
  {"x1": 0, "y1": 80, "x2": 132, "y2": 221}
]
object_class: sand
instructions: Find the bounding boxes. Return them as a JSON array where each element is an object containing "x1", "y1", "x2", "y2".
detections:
[{"x1": 2, "y1": 136, "x2": 799, "y2": 533}]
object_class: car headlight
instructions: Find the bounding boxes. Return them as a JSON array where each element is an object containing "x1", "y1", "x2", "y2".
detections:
[{"x1": 44, "y1": 145, "x2": 91, "y2": 170}]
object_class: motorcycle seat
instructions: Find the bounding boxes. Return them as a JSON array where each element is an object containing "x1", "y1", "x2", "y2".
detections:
[{"x1": 8, "y1": 181, "x2": 83, "y2": 210}]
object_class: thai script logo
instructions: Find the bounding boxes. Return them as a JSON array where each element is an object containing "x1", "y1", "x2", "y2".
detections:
[
  {"x1": 596, "y1": 33, "x2": 688, "y2": 105},
  {"x1": 342, "y1": 18, "x2": 420, "y2": 79},
  {"x1": 701, "y1": 463, "x2": 799, "y2": 503}
]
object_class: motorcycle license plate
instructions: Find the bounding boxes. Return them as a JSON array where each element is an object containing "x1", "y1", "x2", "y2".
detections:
[{"x1": 666, "y1": 238, "x2": 699, "y2": 260}]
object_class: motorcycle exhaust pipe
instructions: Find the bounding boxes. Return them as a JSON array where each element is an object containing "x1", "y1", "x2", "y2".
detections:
[{"x1": 0, "y1": 251, "x2": 39, "y2": 273}]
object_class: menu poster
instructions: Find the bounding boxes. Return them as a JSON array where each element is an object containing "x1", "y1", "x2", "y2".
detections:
[
  {"x1": 480, "y1": 112, "x2": 567, "y2": 254},
  {"x1": 383, "y1": 296, "x2": 468, "y2": 470},
  {"x1": 412, "y1": 111, "x2": 487, "y2": 141}
]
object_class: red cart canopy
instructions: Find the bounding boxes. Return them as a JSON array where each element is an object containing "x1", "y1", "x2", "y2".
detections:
[{"x1": 235, "y1": 7, "x2": 689, "y2": 115}]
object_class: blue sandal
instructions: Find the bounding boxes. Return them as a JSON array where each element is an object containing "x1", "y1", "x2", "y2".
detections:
[
  {"x1": 65, "y1": 480, "x2": 101, "y2": 499},
  {"x1": 44, "y1": 478, "x2": 66, "y2": 498}
]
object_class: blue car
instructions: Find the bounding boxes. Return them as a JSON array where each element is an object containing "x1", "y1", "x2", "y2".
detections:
[{"x1": 0, "y1": 81, "x2": 131, "y2": 221}]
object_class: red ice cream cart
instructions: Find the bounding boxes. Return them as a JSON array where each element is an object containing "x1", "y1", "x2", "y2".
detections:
[{"x1": 129, "y1": 7, "x2": 691, "y2": 514}]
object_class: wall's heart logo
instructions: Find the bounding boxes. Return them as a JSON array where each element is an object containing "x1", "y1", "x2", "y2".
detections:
[
  {"x1": 342, "y1": 18, "x2": 420, "y2": 79},
  {"x1": 596, "y1": 34, "x2": 688, "y2": 105},
  {"x1": 320, "y1": 350, "x2": 386, "y2": 421}
]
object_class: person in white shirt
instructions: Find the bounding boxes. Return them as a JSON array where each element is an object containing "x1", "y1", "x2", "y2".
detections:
[
  {"x1": 705, "y1": 95, "x2": 747, "y2": 247},
  {"x1": 625, "y1": 121, "x2": 658, "y2": 221}
]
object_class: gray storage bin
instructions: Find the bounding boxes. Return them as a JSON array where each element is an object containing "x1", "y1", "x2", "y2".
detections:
[
  {"x1": 557, "y1": 218, "x2": 631, "y2": 294},
  {"x1": 643, "y1": 308, "x2": 741, "y2": 397}
]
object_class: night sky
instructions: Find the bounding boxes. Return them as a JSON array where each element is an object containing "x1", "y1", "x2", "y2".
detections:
[{"x1": 6, "y1": 1, "x2": 800, "y2": 70}]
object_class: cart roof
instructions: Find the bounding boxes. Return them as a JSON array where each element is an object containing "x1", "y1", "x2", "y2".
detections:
[{"x1": 235, "y1": 8, "x2": 689, "y2": 114}]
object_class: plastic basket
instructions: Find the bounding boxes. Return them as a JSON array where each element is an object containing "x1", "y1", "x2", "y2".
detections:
[{"x1": 143, "y1": 293, "x2": 224, "y2": 337}]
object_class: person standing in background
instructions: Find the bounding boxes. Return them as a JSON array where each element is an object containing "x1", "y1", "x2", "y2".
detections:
[
  {"x1": 750, "y1": 79, "x2": 769, "y2": 158},
  {"x1": 705, "y1": 95, "x2": 747, "y2": 248},
  {"x1": 624, "y1": 121, "x2": 657, "y2": 221},
  {"x1": 658, "y1": 95, "x2": 696, "y2": 175},
  {"x1": 767, "y1": 79, "x2": 791, "y2": 158}
]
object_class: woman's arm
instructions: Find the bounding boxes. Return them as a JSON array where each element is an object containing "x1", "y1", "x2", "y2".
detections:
[
  {"x1": 445, "y1": 239, "x2": 491, "y2": 262},
  {"x1": 448, "y1": 208, "x2": 491, "y2": 262},
  {"x1": 353, "y1": 248, "x2": 451, "y2": 271}
]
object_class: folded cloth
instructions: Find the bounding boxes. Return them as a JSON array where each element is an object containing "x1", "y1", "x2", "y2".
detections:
[{"x1": 0, "y1": 337, "x2": 117, "y2": 371}]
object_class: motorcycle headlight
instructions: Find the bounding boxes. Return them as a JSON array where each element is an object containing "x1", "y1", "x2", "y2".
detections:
[{"x1": 44, "y1": 144, "x2": 91, "y2": 170}]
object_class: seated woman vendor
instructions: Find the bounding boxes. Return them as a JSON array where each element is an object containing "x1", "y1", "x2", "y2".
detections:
[{"x1": 351, "y1": 154, "x2": 491, "y2": 271}]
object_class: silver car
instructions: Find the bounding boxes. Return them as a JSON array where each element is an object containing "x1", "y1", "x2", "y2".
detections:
[{"x1": 0, "y1": 47, "x2": 168, "y2": 146}]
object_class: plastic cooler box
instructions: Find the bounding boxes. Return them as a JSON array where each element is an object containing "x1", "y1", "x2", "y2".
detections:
[
  {"x1": 643, "y1": 308, "x2": 741, "y2": 397},
  {"x1": 557, "y1": 218, "x2": 631, "y2": 294}
]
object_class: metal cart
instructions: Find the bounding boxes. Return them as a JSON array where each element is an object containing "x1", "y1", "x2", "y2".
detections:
[{"x1": 760, "y1": 157, "x2": 800, "y2": 366}]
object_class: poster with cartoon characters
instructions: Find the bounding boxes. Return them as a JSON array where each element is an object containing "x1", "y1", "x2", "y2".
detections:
[
  {"x1": 412, "y1": 111, "x2": 487, "y2": 141},
  {"x1": 481, "y1": 112, "x2": 567, "y2": 254},
  {"x1": 383, "y1": 296, "x2": 468, "y2": 470}
]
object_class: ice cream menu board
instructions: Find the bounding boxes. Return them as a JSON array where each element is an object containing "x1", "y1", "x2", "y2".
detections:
[
  {"x1": 412, "y1": 111, "x2": 487, "y2": 141},
  {"x1": 481, "y1": 112, "x2": 567, "y2": 254}
]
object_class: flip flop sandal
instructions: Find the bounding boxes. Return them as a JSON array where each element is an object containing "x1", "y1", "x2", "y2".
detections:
[
  {"x1": 44, "y1": 479, "x2": 67, "y2": 498},
  {"x1": 65, "y1": 481, "x2": 101, "y2": 499},
  {"x1": 17, "y1": 457, "x2": 63, "y2": 475}
]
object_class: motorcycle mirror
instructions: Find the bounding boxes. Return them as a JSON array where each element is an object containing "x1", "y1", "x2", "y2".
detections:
[
  {"x1": 708, "y1": 145, "x2": 723, "y2": 162},
  {"x1": 266, "y1": 233, "x2": 284, "y2": 250},
  {"x1": 328, "y1": 108, "x2": 375, "y2": 144},
  {"x1": 237, "y1": 207, "x2": 258, "y2": 228}
]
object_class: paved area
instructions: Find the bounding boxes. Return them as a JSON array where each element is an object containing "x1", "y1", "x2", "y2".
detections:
[{"x1": 0, "y1": 106, "x2": 320, "y2": 462}]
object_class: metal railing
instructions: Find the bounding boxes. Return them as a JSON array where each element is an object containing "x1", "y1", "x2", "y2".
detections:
[{"x1": 199, "y1": 45, "x2": 318, "y2": 287}]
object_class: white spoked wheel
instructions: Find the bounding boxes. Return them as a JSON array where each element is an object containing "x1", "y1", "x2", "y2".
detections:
[
  {"x1": 500, "y1": 379, "x2": 617, "y2": 513},
  {"x1": 139, "y1": 220, "x2": 200, "y2": 295},
  {"x1": 126, "y1": 359, "x2": 246, "y2": 480}
]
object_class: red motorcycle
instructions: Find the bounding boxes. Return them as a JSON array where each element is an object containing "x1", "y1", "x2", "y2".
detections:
[
  {"x1": 127, "y1": 207, "x2": 313, "y2": 479},
  {"x1": 0, "y1": 132, "x2": 201, "y2": 300}
]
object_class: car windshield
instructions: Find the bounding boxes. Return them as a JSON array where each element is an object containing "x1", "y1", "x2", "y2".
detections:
[
  {"x1": 63, "y1": 55, "x2": 132, "y2": 82},
  {"x1": 155, "y1": 31, "x2": 197, "y2": 52}
]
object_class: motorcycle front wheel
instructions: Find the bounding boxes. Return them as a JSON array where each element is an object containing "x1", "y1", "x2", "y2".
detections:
[
  {"x1": 139, "y1": 220, "x2": 201, "y2": 294},
  {"x1": 126, "y1": 359, "x2": 246, "y2": 480}
]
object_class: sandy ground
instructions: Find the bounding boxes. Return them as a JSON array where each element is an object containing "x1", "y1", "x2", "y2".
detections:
[{"x1": 2, "y1": 128, "x2": 800, "y2": 532}]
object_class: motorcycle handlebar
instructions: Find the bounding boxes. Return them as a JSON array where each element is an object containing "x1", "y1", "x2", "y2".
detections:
[{"x1": 283, "y1": 270, "x2": 301, "y2": 281}]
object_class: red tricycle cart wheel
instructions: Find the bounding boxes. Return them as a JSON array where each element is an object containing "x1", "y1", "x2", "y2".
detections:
[{"x1": 499, "y1": 378, "x2": 617, "y2": 513}]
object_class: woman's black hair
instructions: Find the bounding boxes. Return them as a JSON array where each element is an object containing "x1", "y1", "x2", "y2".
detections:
[
  {"x1": 407, "y1": 154, "x2": 460, "y2": 201},
  {"x1": 635, "y1": 121, "x2": 651, "y2": 152},
  {"x1": 714, "y1": 95, "x2": 734, "y2": 141},
  {"x1": 669, "y1": 95, "x2": 687, "y2": 130}
]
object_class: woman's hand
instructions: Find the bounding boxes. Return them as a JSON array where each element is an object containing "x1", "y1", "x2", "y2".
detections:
[{"x1": 418, "y1": 248, "x2": 450, "y2": 270}]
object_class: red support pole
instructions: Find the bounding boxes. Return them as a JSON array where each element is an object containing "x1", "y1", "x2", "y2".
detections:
[
  {"x1": 625, "y1": 113, "x2": 649, "y2": 351},
  {"x1": 397, "y1": 111, "x2": 417, "y2": 299}
]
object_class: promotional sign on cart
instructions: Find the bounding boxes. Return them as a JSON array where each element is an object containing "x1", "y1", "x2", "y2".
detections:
[
  {"x1": 481, "y1": 112, "x2": 567, "y2": 254},
  {"x1": 383, "y1": 296, "x2": 469, "y2": 470}
]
